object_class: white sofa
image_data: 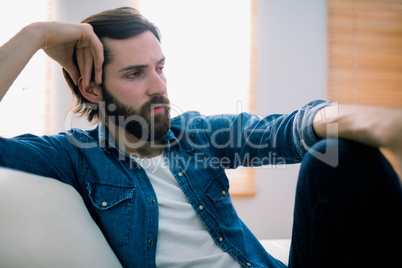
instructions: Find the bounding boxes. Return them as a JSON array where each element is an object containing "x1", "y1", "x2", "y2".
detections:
[{"x1": 0, "y1": 167, "x2": 290, "y2": 267}]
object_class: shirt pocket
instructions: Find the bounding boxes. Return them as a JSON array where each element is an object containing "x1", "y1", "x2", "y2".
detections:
[
  {"x1": 86, "y1": 182, "x2": 135, "y2": 248},
  {"x1": 204, "y1": 171, "x2": 236, "y2": 227}
]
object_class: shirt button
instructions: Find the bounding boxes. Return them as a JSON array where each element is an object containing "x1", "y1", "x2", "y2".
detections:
[
  {"x1": 198, "y1": 205, "x2": 204, "y2": 211},
  {"x1": 148, "y1": 239, "x2": 154, "y2": 245},
  {"x1": 221, "y1": 190, "x2": 226, "y2": 196},
  {"x1": 178, "y1": 172, "x2": 183, "y2": 177},
  {"x1": 101, "y1": 201, "x2": 108, "y2": 207},
  {"x1": 150, "y1": 199, "x2": 156, "y2": 204},
  {"x1": 246, "y1": 263, "x2": 252, "y2": 267},
  {"x1": 218, "y1": 237, "x2": 223, "y2": 243}
]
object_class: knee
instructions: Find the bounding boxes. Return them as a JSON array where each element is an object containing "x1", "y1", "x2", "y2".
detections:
[
  {"x1": 296, "y1": 139, "x2": 383, "y2": 202},
  {"x1": 302, "y1": 138, "x2": 380, "y2": 171},
  {"x1": 299, "y1": 138, "x2": 397, "y2": 190}
]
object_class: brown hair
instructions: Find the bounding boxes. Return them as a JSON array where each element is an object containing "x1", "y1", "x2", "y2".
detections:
[{"x1": 62, "y1": 7, "x2": 161, "y2": 122}]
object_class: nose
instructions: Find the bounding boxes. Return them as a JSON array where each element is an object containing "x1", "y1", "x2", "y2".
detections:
[{"x1": 147, "y1": 70, "x2": 167, "y2": 96}]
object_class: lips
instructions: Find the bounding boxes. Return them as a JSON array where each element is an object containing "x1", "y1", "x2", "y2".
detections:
[
  {"x1": 146, "y1": 95, "x2": 170, "y2": 115},
  {"x1": 150, "y1": 105, "x2": 165, "y2": 114}
]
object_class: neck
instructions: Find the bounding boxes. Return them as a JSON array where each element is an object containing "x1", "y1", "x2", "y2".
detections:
[{"x1": 106, "y1": 122, "x2": 164, "y2": 158}]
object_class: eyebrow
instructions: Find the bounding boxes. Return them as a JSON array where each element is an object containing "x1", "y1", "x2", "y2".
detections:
[{"x1": 118, "y1": 56, "x2": 166, "y2": 73}]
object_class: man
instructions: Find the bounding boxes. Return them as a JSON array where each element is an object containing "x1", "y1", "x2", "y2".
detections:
[{"x1": 0, "y1": 7, "x2": 401, "y2": 268}]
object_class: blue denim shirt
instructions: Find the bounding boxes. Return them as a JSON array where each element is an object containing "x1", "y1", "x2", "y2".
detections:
[{"x1": 0, "y1": 100, "x2": 329, "y2": 268}]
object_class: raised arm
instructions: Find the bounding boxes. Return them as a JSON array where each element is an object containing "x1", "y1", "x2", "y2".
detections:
[
  {"x1": 0, "y1": 21, "x2": 103, "y2": 101},
  {"x1": 313, "y1": 104, "x2": 402, "y2": 175}
]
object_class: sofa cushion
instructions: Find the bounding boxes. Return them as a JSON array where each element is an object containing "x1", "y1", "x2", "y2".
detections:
[
  {"x1": 0, "y1": 167, "x2": 122, "y2": 268},
  {"x1": 259, "y1": 239, "x2": 291, "y2": 266}
]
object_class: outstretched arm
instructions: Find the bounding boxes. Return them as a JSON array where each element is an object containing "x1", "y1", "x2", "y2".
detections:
[
  {"x1": 313, "y1": 104, "x2": 402, "y2": 175},
  {"x1": 0, "y1": 21, "x2": 103, "y2": 101}
]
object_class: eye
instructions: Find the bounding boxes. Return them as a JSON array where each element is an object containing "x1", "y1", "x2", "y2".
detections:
[
  {"x1": 156, "y1": 62, "x2": 165, "y2": 73},
  {"x1": 126, "y1": 71, "x2": 142, "y2": 79}
]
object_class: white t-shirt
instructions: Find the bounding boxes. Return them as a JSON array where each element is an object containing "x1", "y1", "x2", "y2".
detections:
[{"x1": 133, "y1": 152, "x2": 241, "y2": 268}]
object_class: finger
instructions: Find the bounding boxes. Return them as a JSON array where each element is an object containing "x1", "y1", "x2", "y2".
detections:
[
  {"x1": 76, "y1": 45, "x2": 85, "y2": 87},
  {"x1": 82, "y1": 46, "x2": 94, "y2": 88},
  {"x1": 89, "y1": 35, "x2": 104, "y2": 84},
  {"x1": 79, "y1": 23, "x2": 103, "y2": 84}
]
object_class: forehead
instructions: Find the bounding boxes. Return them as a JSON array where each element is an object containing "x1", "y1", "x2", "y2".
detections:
[{"x1": 104, "y1": 31, "x2": 163, "y2": 67}]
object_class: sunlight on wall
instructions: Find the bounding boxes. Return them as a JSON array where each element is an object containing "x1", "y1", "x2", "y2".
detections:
[
  {"x1": 0, "y1": 0, "x2": 251, "y2": 138},
  {"x1": 0, "y1": 0, "x2": 49, "y2": 138},
  {"x1": 138, "y1": 0, "x2": 251, "y2": 118}
]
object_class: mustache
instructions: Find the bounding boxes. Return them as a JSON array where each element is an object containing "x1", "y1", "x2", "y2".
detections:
[{"x1": 141, "y1": 95, "x2": 170, "y2": 112}]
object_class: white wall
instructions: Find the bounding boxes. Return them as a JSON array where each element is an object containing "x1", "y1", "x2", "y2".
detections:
[
  {"x1": 49, "y1": 0, "x2": 327, "y2": 240},
  {"x1": 232, "y1": 0, "x2": 327, "y2": 239}
]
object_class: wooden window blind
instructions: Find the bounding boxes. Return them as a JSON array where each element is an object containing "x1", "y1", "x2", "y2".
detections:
[{"x1": 327, "y1": 0, "x2": 402, "y2": 174}]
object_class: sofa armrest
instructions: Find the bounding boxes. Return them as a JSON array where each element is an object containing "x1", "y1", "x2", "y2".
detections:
[{"x1": 0, "y1": 167, "x2": 122, "y2": 268}]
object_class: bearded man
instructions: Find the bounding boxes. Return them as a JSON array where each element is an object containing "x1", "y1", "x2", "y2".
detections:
[{"x1": 0, "y1": 7, "x2": 401, "y2": 268}]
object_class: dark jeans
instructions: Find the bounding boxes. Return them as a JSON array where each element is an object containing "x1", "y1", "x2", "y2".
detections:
[{"x1": 289, "y1": 139, "x2": 402, "y2": 268}]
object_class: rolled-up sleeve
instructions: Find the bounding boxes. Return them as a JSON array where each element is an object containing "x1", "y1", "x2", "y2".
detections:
[{"x1": 292, "y1": 100, "x2": 332, "y2": 158}]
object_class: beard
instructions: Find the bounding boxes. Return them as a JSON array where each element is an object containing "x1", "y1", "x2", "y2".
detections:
[{"x1": 99, "y1": 84, "x2": 171, "y2": 142}]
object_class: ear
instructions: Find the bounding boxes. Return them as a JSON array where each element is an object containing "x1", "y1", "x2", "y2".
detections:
[{"x1": 78, "y1": 78, "x2": 102, "y2": 104}]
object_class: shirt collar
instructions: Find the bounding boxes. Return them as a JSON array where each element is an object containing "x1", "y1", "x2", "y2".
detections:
[
  {"x1": 98, "y1": 122, "x2": 117, "y2": 149},
  {"x1": 98, "y1": 122, "x2": 177, "y2": 150}
]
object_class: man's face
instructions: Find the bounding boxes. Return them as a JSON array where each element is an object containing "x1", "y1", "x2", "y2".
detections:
[{"x1": 100, "y1": 31, "x2": 170, "y2": 141}]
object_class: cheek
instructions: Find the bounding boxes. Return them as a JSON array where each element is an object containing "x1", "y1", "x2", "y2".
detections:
[
  {"x1": 161, "y1": 74, "x2": 167, "y2": 85},
  {"x1": 106, "y1": 80, "x2": 145, "y2": 107}
]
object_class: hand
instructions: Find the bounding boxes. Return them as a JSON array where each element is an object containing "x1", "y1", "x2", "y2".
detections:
[
  {"x1": 384, "y1": 109, "x2": 402, "y2": 177},
  {"x1": 36, "y1": 21, "x2": 104, "y2": 87},
  {"x1": 314, "y1": 104, "x2": 402, "y2": 176}
]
